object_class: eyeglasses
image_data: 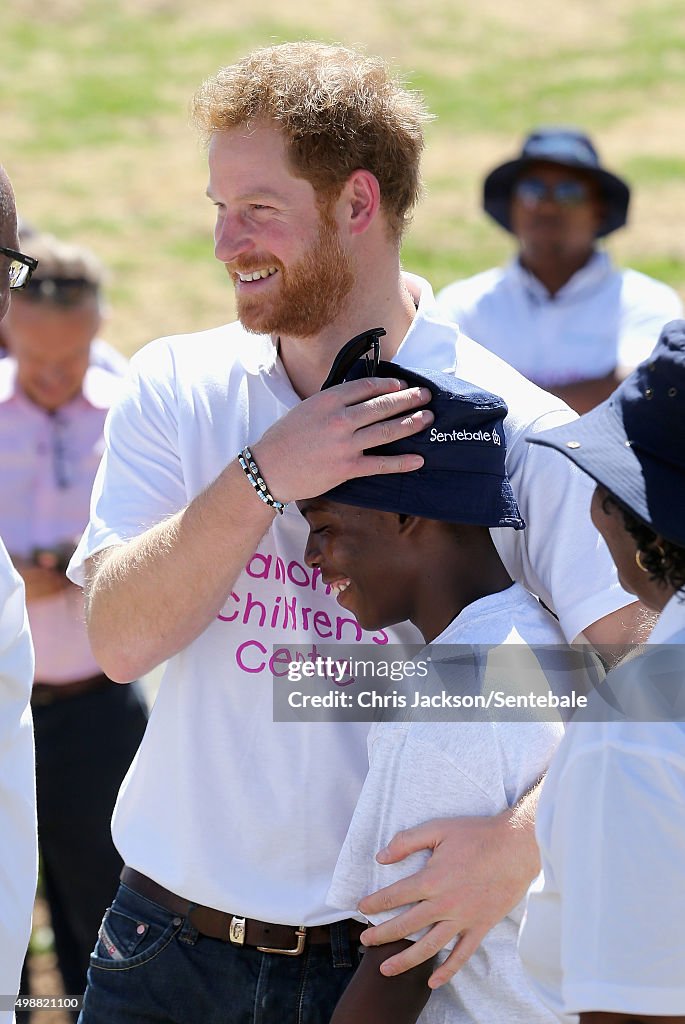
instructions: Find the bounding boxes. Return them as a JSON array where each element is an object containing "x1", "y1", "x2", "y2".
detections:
[
  {"x1": 321, "y1": 327, "x2": 385, "y2": 390},
  {"x1": 513, "y1": 177, "x2": 592, "y2": 208},
  {"x1": 0, "y1": 246, "x2": 39, "y2": 289},
  {"x1": 21, "y1": 276, "x2": 99, "y2": 307}
]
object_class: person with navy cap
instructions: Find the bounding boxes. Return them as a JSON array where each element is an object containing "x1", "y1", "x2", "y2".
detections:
[
  {"x1": 518, "y1": 320, "x2": 685, "y2": 1022},
  {"x1": 298, "y1": 349, "x2": 596, "y2": 1023},
  {"x1": 437, "y1": 127, "x2": 682, "y2": 415}
]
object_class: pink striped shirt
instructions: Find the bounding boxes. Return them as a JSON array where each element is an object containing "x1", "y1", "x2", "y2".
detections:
[{"x1": 0, "y1": 359, "x2": 126, "y2": 682}]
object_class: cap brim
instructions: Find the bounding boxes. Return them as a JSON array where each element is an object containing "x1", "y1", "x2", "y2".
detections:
[
  {"x1": 483, "y1": 158, "x2": 630, "y2": 237},
  {"x1": 325, "y1": 468, "x2": 525, "y2": 530},
  {"x1": 526, "y1": 399, "x2": 685, "y2": 546}
]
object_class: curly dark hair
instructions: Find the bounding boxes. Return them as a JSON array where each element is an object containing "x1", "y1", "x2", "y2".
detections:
[{"x1": 601, "y1": 489, "x2": 685, "y2": 597}]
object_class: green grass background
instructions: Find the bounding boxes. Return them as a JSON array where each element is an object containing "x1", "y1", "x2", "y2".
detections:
[{"x1": 3, "y1": 0, "x2": 685, "y2": 356}]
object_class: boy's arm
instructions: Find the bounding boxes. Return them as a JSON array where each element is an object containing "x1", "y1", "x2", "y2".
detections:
[
  {"x1": 359, "y1": 782, "x2": 543, "y2": 986},
  {"x1": 330, "y1": 940, "x2": 435, "y2": 1024}
]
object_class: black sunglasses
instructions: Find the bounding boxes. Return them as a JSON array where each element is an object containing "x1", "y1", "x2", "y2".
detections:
[
  {"x1": 0, "y1": 246, "x2": 39, "y2": 289},
  {"x1": 513, "y1": 177, "x2": 592, "y2": 208},
  {"x1": 320, "y1": 327, "x2": 385, "y2": 390}
]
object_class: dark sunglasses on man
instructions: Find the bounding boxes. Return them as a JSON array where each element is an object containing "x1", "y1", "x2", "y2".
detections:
[
  {"x1": 513, "y1": 177, "x2": 592, "y2": 208},
  {"x1": 0, "y1": 246, "x2": 39, "y2": 289}
]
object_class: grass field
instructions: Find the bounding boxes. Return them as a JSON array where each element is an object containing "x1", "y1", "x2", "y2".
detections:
[{"x1": 2, "y1": 0, "x2": 685, "y2": 356}]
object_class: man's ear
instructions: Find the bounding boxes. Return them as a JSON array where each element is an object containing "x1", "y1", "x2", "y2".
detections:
[
  {"x1": 397, "y1": 513, "x2": 422, "y2": 535},
  {"x1": 342, "y1": 169, "x2": 381, "y2": 236}
]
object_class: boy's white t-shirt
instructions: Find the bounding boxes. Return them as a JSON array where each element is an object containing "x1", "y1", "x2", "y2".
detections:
[{"x1": 328, "y1": 583, "x2": 570, "y2": 1023}]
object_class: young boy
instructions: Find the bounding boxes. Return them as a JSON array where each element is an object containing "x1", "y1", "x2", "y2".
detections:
[{"x1": 297, "y1": 356, "x2": 596, "y2": 1023}]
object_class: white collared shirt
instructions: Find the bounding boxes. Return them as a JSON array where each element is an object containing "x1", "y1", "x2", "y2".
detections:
[
  {"x1": 437, "y1": 252, "x2": 683, "y2": 388},
  {"x1": 0, "y1": 358, "x2": 126, "y2": 682}
]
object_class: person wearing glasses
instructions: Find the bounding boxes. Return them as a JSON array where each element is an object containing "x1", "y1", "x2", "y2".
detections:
[
  {"x1": 0, "y1": 226, "x2": 129, "y2": 376},
  {"x1": 0, "y1": 165, "x2": 39, "y2": 1024},
  {"x1": 437, "y1": 128, "x2": 682, "y2": 414},
  {"x1": 0, "y1": 230, "x2": 148, "y2": 1017},
  {"x1": 67, "y1": 46, "x2": 644, "y2": 1024}
]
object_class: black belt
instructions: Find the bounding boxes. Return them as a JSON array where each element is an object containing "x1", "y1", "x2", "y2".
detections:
[{"x1": 121, "y1": 867, "x2": 365, "y2": 956}]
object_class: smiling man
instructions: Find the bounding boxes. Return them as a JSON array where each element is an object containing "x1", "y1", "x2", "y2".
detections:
[
  {"x1": 67, "y1": 45, "x2": 645, "y2": 1024},
  {"x1": 437, "y1": 128, "x2": 682, "y2": 413}
]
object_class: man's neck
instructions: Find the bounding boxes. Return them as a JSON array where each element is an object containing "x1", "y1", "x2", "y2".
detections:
[
  {"x1": 278, "y1": 267, "x2": 417, "y2": 399},
  {"x1": 519, "y1": 247, "x2": 596, "y2": 297}
]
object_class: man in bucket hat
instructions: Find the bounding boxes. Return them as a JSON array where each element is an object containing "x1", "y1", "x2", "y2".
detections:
[{"x1": 437, "y1": 127, "x2": 682, "y2": 414}]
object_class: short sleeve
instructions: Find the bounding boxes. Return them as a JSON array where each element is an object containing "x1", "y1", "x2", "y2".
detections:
[
  {"x1": 68, "y1": 341, "x2": 187, "y2": 586},
  {"x1": 617, "y1": 277, "x2": 684, "y2": 371}
]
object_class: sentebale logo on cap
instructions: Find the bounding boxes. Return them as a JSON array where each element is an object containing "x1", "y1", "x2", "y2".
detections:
[{"x1": 430, "y1": 427, "x2": 502, "y2": 445}]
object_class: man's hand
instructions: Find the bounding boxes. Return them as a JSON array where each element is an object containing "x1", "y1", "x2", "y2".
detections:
[
  {"x1": 358, "y1": 807, "x2": 541, "y2": 988},
  {"x1": 253, "y1": 375, "x2": 433, "y2": 503}
]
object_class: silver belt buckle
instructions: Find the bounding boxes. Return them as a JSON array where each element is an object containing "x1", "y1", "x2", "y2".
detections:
[
  {"x1": 258, "y1": 926, "x2": 307, "y2": 956},
  {"x1": 229, "y1": 916, "x2": 246, "y2": 946}
]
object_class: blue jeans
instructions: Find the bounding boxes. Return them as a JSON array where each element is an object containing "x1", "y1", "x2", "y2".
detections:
[
  {"x1": 19, "y1": 681, "x2": 148, "y2": 1023},
  {"x1": 78, "y1": 883, "x2": 362, "y2": 1024}
]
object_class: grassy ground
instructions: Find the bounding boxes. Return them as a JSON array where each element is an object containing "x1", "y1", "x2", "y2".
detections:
[{"x1": 2, "y1": 0, "x2": 685, "y2": 356}]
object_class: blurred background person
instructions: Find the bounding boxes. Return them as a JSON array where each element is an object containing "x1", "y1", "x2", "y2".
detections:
[
  {"x1": 437, "y1": 127, "x2": 682, "y2": 413},
  {"x1": 0, "y1": 231, "x2": 148, "y2": 1016},
  {"x1": 1, "y1": 224, "x2": 128, "y2": 377},
  {"x1": 0, "y1": 165, "x2": 39, "y2": 1024}
]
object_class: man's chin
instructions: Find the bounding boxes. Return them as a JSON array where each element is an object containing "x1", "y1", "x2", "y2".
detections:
[
  {"x1": 235, "y1": 299, "x2": 276, "y2": 336},
  {"x1": 236, "y1": 304, "x2": 324, "y2": 339}
]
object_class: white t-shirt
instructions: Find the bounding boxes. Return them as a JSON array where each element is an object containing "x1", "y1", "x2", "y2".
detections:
[
  {"x1": 519, "y1": 595, "x2": 685, "y2": 1021},
  {"x1": 0, "y1": 537, "x2": 37, "y2": 1023},
  {"x1": 68, "y1": 275, "x2": 631, "y2": 923},
  {"x1": 436, "y1": 253, "x2": 683, "y2": 389},
  {"x1": 328, "y1": 584, "x2": 567, "y2": 1023}
]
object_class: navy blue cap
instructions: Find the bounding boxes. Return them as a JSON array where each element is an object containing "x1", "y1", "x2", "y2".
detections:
[
  {"x1": 527, "y1": 320, "x2": 685, "y2": 547},
  {"x1": 483, "y1": 126, "x2": 630, "y2": 238},
  {"x1": 324, "y1": 361, "x2": 525, "y2": 529}
]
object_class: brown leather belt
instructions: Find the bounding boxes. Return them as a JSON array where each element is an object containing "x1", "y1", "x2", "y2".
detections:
[
  {"x1": 31, "y1": 673, "x2": 112, "y2": 705},
  {"x1": 120, "y1": 867, "x2": 365, "y2": 956}
]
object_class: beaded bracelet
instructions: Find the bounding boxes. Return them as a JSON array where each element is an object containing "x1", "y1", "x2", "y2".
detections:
[{"x1": 237, "y1": 446, "x2": 287, "y2": 515}]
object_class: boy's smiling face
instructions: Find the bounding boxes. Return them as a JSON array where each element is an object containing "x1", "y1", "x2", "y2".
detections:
[{"x1": 298, "y1": 497, "x2": 415, "y2": 632}]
